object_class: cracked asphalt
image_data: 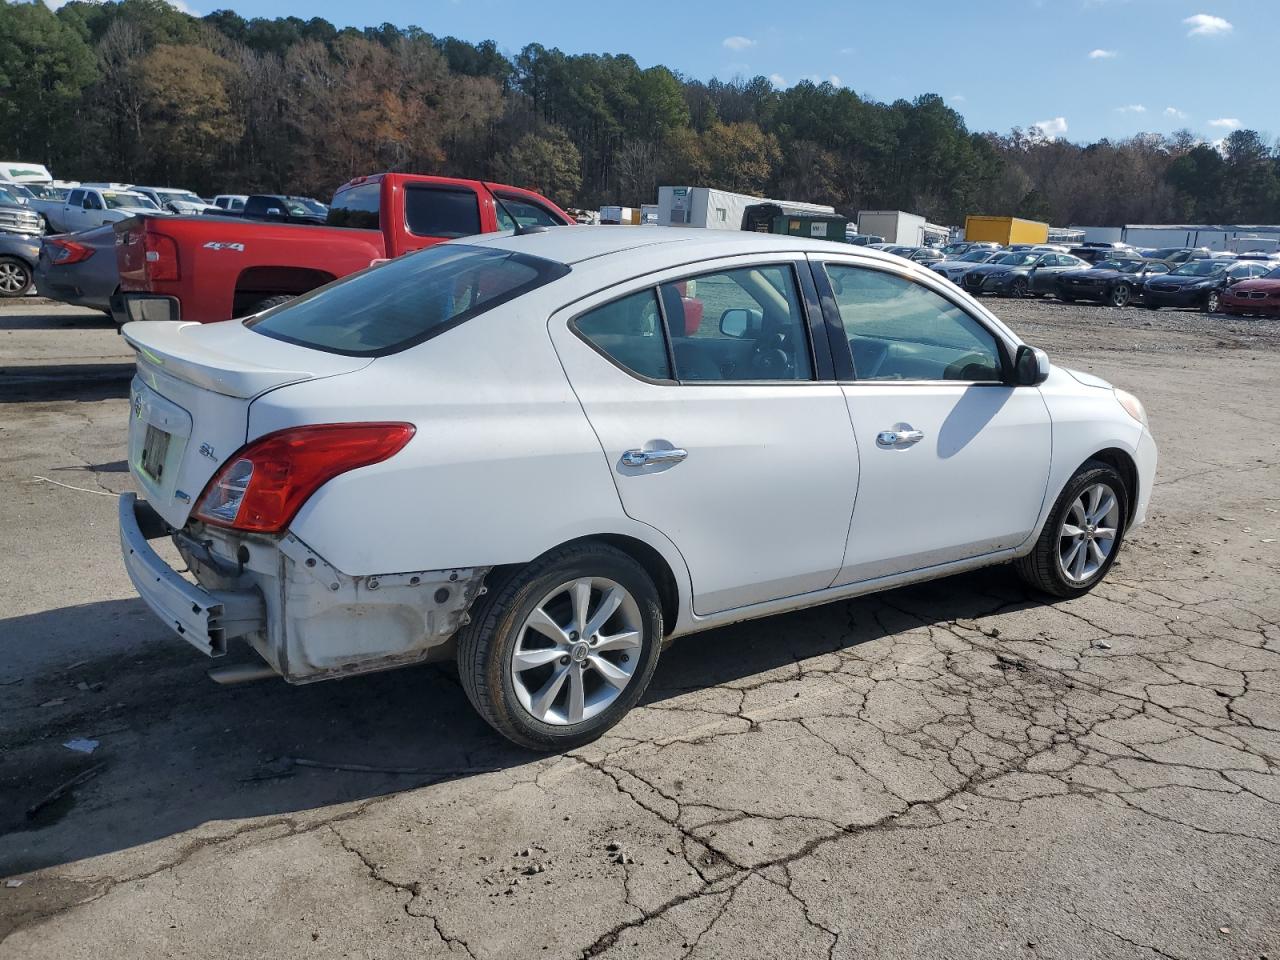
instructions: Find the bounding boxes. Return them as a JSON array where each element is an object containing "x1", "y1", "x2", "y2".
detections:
[{"x1": 2, "y1": 299, "x2": 1279, "y2": 959}]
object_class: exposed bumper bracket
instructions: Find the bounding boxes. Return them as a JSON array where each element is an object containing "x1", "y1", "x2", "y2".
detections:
[{"x1": 119, "y1": 493, "x2": 265, "y2": 656}]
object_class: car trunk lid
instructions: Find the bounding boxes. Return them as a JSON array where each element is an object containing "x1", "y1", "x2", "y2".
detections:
[{"x1": 123, "y1": 319, "x2": 372, "y2": 527}]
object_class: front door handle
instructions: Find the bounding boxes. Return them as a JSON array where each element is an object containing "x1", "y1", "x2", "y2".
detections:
[
  {"x1": 622, "y1": 447, "x2": 688, "y2": 467},
  {"x1": 876, "y1": 426, "x2": 924, "y2": 448}
]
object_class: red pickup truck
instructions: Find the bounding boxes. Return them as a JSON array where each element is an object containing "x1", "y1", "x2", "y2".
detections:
[{"x1": 111, "y1": 173, "x2": 574, "y2": 325}]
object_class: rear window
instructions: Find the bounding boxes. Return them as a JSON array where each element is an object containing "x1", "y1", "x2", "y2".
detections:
[
  {"x1": 405, "y1": 186, "x2": 481, "y2": 238},
  {"x1": 245, "y1": 243, "x2": 570, "y2": 357},
  {"x1": 327, "y1": 183, "x2": 380, "y2": 229}
]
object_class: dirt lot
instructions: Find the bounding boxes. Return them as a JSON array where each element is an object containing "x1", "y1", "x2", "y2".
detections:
[{"x1": 2, "y1": 297, "x2": 1278, "y2": 959}]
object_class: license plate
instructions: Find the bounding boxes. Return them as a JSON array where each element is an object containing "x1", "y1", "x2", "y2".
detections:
[{"x1": 142, "y1": 424, "x2": 171, "y2": 480}]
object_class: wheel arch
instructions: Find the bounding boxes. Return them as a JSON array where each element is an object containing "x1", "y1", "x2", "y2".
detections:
[
  {"x1": 232, "y1": 265, "x2": 335, "y2": 317},
  {"x1": 489, "y1": 533, "x2": 683, "y2": 638},
  {"x1": 1083, "y1": 446, "x2": 1140, "y2": 525}
]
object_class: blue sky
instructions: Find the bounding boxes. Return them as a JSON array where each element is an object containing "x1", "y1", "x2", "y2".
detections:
[{"x1": 200, "y1": 0, "x2": 1270, "y2": 144}]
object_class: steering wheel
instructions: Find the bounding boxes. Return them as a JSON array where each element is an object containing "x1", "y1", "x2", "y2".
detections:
[
  {"x1": 944, "y1": 351, "x2": 997, "y2": 381},
  {"x1": 749, "y1": 332, "x2": 793, "y2": 379}
]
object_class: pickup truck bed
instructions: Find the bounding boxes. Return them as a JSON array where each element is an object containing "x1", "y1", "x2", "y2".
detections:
[{"x1": 112, "y1": 173, "x2": 573, "y2": 325}]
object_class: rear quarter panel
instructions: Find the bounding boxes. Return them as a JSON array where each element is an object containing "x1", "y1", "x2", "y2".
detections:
[{"x1": 248, "y1": 285, "x2": 689, "y2": 599}]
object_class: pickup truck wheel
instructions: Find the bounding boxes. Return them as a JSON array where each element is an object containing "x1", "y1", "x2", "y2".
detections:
[
  {"x1": 457, "y1": 543, "x2": 663, "y2": 751},
  {"x1": 0, "y1": 257, "x2": 33, "y2": 297},
  {"x1": 247, "y1": 294, "x2": 294, "y2": 315}
]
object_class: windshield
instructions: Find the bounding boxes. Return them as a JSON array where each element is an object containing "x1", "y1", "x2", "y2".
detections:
[
  {"x1": 27, "y1": 185, "x2": 67, "y2": 200},
  {"x1": 246, "y1": 243, "x2": 571, "y2": 356},
  {"x1": 162, "y1": 191, "x2": 204, "y2": 205},
  {"x1": 0, "y1": 186, "x2": 25, "y2": 205},
  {"x1": 103, "y1": 191, "x2": 158, "y2": 210},
  {"x1": 959, "y1": 249, "x2": 993, "y2": 262},
  {"x1": 1171, "y1": 260, "x2": 1225, "y2": 277},
  {"x1": 1266, "y1": 267, "x2": 1280, "y2": 280},
  {"x1": 283, "y1": 197, "x2": 316, "y2": 216},
  {"x1": 297, "y1": 198, "x2": 328, "y2": 215},
  {"x1": 994, "y1": 252, "x2": 1038, "y2": 266},
  {"x1": 1098, "y1": 260, "x2": 1143, "y2": 273},
  {"x1": 1147, "y1": 248, "x2": 1184, "y2": 260}
]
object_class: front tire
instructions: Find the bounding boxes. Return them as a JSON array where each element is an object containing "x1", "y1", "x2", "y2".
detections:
[
  {"x1": 457, "y1": 543, "x2": 664, "y2": 751},
  {"x1": 1108, "y1": 284, "x2": 1131, "y2": 308},
  {"x1": 1008, "y1": 276, "x2": 1029, "y2": 298},
  {"x1": 1015, "y1": 460, "x2": 1129, "y2": 599},
  {"x1": 1202, "y1": 290, "x2": 1221, "y2": 313}
]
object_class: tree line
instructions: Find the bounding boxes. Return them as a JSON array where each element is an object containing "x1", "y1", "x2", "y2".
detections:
[{"x1": 2, "y1": 0, "x2": 1278, "y2": 227}]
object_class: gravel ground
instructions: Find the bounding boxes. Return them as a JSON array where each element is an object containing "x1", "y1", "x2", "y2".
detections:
[{"x1": 1, "y1": 297, "x2": 1278, "y2": 959}]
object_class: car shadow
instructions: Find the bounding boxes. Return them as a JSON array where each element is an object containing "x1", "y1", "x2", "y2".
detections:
[
  {"x1": 0, "y1": 568, "x2": 1037, "y2": 877},
  {"x1": 0, "y1": 363, "x2": 132, "y2": 403},
  {"x1": 0, "y1": 311, "x2": 115, "y2": 331}
]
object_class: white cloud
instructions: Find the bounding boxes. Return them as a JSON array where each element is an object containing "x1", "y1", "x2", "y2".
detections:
[
  {"x1": 1033, "y1": 117, "x2": 1069, "y2": 139},
  {"x1": 1088, "y1": 48, "x2": 1118, "y2": 59},
  {"x1": 1184, "y1": 13, "x2": 1232, "y2": 36},
  {"x1": 1208, "y1": 117, "x2": 1241, "y2": 129},
  {"x1": 950, "y1": 94, "x2": 967, "y2": 103},
  {"x1": 1116, "y1": 104, "x2": 1146, "y2": 113},
  {"x1": 722, "y1": 36, "x2": 756, "y2": 51},
  {"x1": 838, "y1": 47, "x2": 855, "y2": 55},
  {"x1": 1164, "y1": 106, "x2": 1189, "y2": 120},
  {"x1": 827, "y1": 74, "x2": 842, "y2": 87},
  {"x1": 769, "y1": 73, "x2": 786, "y2": 88}
]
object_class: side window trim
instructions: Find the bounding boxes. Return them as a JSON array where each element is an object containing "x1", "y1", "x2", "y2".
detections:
[
  {"x1": 813, "y1": 257, "x2": 1015, "y2": 384},
  {"x1": 567, "y1": 257, "x2": 834, "y2": 386}
]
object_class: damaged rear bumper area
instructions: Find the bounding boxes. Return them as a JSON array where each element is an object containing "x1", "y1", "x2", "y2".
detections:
[{"x1": 118, "y1": 492, "x2": 488, "y2": 682}]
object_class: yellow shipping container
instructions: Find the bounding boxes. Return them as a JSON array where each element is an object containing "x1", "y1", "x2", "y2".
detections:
[{"x1": 964, "y1": 216, "x2": 1049, "y2": 246}]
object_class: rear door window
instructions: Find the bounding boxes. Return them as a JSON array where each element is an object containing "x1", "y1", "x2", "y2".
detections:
[
  {"x1": 494, "y1": 194, "x2": 565, "y2": 230},
  {"x1": 327, "y1": 182, "x2": 380, "y2": 229},
  {"x1": 405, "y1": 187, "x2": 481, "y2": 238},
  {"x1": 246, "y1": 244, "x2": 569, "y2": 357},
  {"x1": 574, "y1": 289, "x2": 671, "y2": 380}
]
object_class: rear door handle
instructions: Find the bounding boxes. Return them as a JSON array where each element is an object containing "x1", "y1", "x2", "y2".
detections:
[
  {"x1": 876, "y1": 427, "x2": 924, "y2": 448},
  {"x1": 622, "y1": 447, "x2": 688, "y2": 467}
]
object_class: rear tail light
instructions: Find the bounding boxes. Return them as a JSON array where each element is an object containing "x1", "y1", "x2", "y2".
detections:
[
  {"x1": 46, "y1": 238, "x2": 95, "y2": 265},
  {"x1": 194, "y1": 423, "x2": 415, "y2": 533},
  {"x1": 144, "y1": 233, "x2": 180, "y2": 281}
]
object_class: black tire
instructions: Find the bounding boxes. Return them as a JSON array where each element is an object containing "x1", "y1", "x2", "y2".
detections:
[
  {"x1": 1014, "y1": 460, "x2": 1129, "y2": 599},
  {"x1": 247, "y1": 294, "x2": 294, "y2": 315},
  {"x1": 457, "y1": 542, "x2": 664, "y2": 751},
  {"x1": 1202, "y1": 290, "x2": 1221, "y2": 313},
  {"x1": 1108, "y1": 284, "x2": 1131, "y2": 308},
  {"x1": 1058, "y1": 293, "x2": 1076, "y2": 303},
  {"x1": 0, "y1": 256, "x2": 33, "y2": 298},
  {"x1": 1008, "y1": 276, "x2": 1029, "y2": 298}
]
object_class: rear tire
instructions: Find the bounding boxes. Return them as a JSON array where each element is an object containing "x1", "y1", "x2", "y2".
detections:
[
  {"x1": 1015, "y1": 460, "x2": 1129, "y2": 599},
  {"x1": 0, "y1": 257, "x2": 33, "y2": 297},
  {"x1": 457, "y1": 543, "x2": 664, "y2": 751}
]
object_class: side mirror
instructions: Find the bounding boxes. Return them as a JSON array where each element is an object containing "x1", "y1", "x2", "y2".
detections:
[
  {"x1": 1013, "y1": 344, "x2": 1050, "y2": 386},
  {"x1": 719, "y1": 307, "x2": 763, "y2": 339}
]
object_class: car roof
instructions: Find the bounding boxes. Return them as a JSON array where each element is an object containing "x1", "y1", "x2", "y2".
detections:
[{"x1": 464, "y1": 225, "x2": 907, "y2": 267}]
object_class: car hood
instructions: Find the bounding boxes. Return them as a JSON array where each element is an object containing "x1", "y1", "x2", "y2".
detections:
[
  {"x1": 1063, "y1": 367, "x2": 1113, "y2": 390},
  {"x1": 1226, "y1": 278, "x2": 1280, "y2": 293},
  {"x1": 1147, "y1": 273, "x2": 1223, "y2": 287},
  {"x1": 965, "y1": 263, "x2": 1025, "y2": 276}
]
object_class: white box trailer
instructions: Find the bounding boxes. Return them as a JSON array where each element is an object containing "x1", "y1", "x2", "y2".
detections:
[
  {"x1": 856, "y1": 210, "x2": 928, "y2": 246},
  {"x1": 1120, "y1": 224, "x2": 1280, "y2": 252},
  {"x1": 657, "y1": 186, "x2": 833, "y2": 230}
]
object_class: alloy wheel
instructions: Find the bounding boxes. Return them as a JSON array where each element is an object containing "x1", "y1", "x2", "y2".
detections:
[
  {"x1": 510, "y1": 577, "x2": 643, "y2": 726},
  {"x1": 1110, "y1": 284, "x2": 1130, "y2": 308},
  {"x1": 1205, "y1": 291, "x2": 1220, "y2": 313},
  {"x1": 1058, "y1": 482, "x2": 1120, "y2": 584},
  {"x1": 1010, "y1": 277, "x2": 1028, "y2": 298},
  {"x1": 0, "y1": 260, "x2": 29, "y2": 295}
]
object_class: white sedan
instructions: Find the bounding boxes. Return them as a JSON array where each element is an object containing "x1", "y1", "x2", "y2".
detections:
[{"x1": 119, "y1": 227, "x2": 1156, "y2": 749}]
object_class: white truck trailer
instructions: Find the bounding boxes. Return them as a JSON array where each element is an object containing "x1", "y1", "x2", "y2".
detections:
[
  {"x1": 657, "y1": 186, "x2": 834, "y2": 230},
  {"x1": 856, "y1": 210, "x2": 930, "y2": 246}
]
